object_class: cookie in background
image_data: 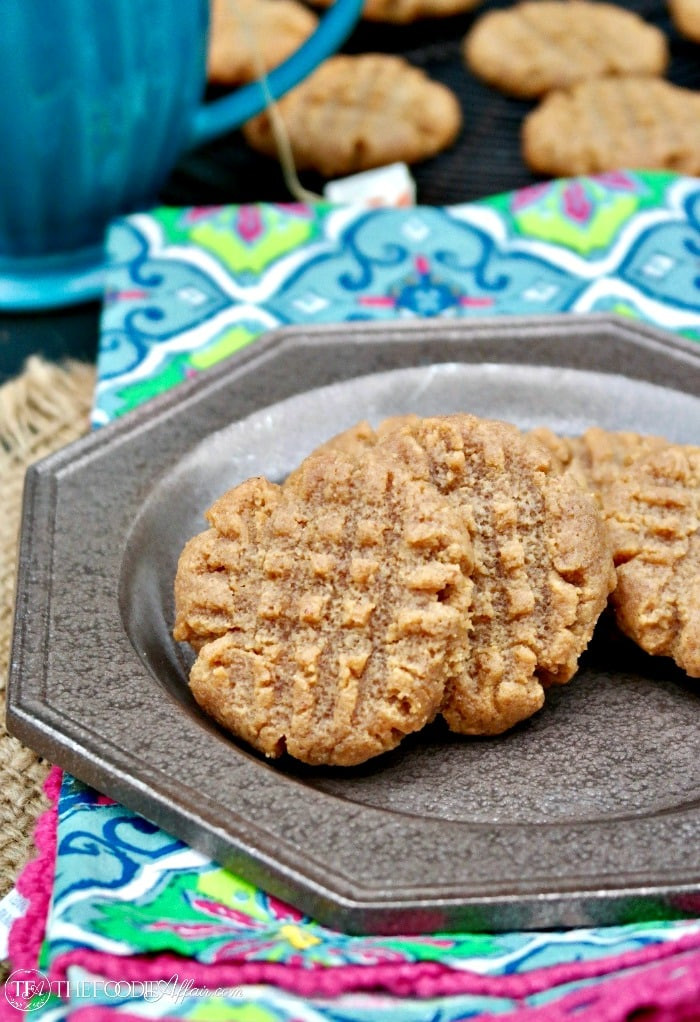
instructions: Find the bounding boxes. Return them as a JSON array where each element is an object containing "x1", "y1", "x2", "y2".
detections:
[
  {"x1": 463, "y1": 0, "x2": 668, "y2": 98},
  {"x1": 207, "y1": 0, "x2": 319, "y2": 85},
  {"x1": 522, "y1": 77, "x2": 700, "y2": 177},
  {"x1": 242, "y1": 54, "x2": 462, "y2": 178},
  {"x1": 669, "y1": 0, "x2": 700, "y2": 40}
]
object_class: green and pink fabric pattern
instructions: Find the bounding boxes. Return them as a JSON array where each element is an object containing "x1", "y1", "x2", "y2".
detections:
[
  {"x1": 95, "y1": 169, "x2": 700, "y2": 425},
  {"x1": 7, "y1": 170, "x2": 700, "y2": 1020},
  {"x1": 8, "y1": 770, "x2": 700, "y2": 1020}
]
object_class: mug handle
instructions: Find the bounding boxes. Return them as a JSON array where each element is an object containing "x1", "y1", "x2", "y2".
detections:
[{"x1": 188, "y1": 0, "x2": 364, "y2": 149}]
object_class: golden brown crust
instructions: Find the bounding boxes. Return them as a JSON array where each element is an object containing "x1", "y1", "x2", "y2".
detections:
[
  {"x1": 207, "y1": 0, "x2": 318, "y2": 86},
  {"x1": 173, "y1": 477, "x2": 283, "y2": 652},
  {"x1": 175, "y1": 415, "x2": 620, "y2": 758},
  {"x1": 603, "y1": 445, "x2": 700, "y2": 677},
  {"x1": 669, "y1": 0, "x2": 700, "y2": 41},
  {"x1": 529, "y1": 427, "x2": 670, "y2": 508},
  {"x1": 377, "y1": 415, "x2": 616, "y2": 735},
  {"x1": 300, "y1": 415, "x2": 421, "y2": 465},
  {"x1": 464, "y1": 0, "x2": 668, "y2": 98},
  {"x1": 242, "y1": 54, "x2": 462, "y2": 177},
  {"x1": 522, "y1": 76, "x2": 700, "y2": 178},
  {"x1": 186, "y1": 447, "x2": 474, "y2": 765}
]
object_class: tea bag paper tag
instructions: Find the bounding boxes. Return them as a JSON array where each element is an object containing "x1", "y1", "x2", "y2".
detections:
[
  {"x1": 0, "y1": 886, "x2": 28, "y2": 960},
  {"x1": 324, "y1": 162, "x2": 416, "y2": 207}
]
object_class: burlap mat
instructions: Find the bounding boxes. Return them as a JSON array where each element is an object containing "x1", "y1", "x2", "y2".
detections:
[{"x1": 0, "y1": 358, "x2": 95, "y2": 958}]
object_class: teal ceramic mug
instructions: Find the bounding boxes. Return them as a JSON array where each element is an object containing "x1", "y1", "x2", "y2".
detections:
[{"x1": 0, "y1": 0, "x2": 362, "y2": 307}]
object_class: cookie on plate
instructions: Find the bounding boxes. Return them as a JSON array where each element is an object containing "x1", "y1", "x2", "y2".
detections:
[
  {"x1": 463, "y1": 0, "x2": 668, "y2": 99},
  {"x1": 301, "y1": 415, "x2": 421, "y2": 464},
  {"x1": 377, "y1": 415, "x2": 616, "y2": 735},
  {"x1": 522, "y1": 76, "x2": 700, "y2": 177},
  {"x1": 207, "y1": 0, "x2": 318, "y2": 86},
  {"x1": 285, "y1": 417, "x2": 417, "y2": 486},
  {"x1": 669, "y1": 0, "x2": 700, "y2": 41},
  {"x1": 185, "y1": 447, "x2": 474, "y2": 765},
  {"x1": 603, "y1": 444, "x2": 700, "y2": 677},
  {"x1": 242, "y1": 54, "x2": 462, "y2": 177},
  {"x1": 174, "y1": 476, "x2": 283, "y2": 652},
  {"x1": 309, "y1": 0, "x2": 482, "y2": 25},
  {"x1": 529, "y1": 427, "x2": 669, "y2": 508}
]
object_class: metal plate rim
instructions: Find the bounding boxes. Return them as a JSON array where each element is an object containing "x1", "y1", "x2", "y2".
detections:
[{"x1": 7, "y1": 313, "x2": 700, "y2": 934}]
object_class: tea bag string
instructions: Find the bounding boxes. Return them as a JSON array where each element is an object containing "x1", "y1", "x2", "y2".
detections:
[{"x1": 228, "y1": 0, "x2": 323, "y2": 204}]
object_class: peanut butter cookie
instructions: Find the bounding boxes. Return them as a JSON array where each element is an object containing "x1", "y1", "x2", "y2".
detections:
[
  {"x1": 185, "y1": 447, "x2": 474, "y2": 765},
  {"x1": 377, "y1": 415, "x2": 616, "y2": 735},
  {"x1": 669, "y1": 0, "x2": 700, "y2": 41},
  {"x1": 529, "y1": 427, "x2": 669, "y2": 508},
  {"x1": 303, "y1": 415, "x2": 421, "y2": 463},
  {"x1": 522, "y1": 76, "x2": 700, "y2": 177},
  {"x1": 242, "y1": 54, "x2": 462, "y2": 177},
  {"x1": 603, "y1": 445, "x2": 700, "y2": 677},
  {"x1": 174, "y1": 476, "x2": 283, "y2": 652},
  {"x1": 464, "y1": 1, "x2": 668, "y2": 99},
  {"x1": 207, "y1": 0, "x2": 318, "y2": 86}
]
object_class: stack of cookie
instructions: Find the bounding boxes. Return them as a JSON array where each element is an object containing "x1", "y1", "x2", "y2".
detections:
[
  {"x1": 530, "y1": 426, "x2": 700, "y2": 678},
  {"x1": 174, "y1": 413, "x2": 626, "y2": 766},
  {"x1": 463, "y1": 0, "x2": 700, "y2": 177}
]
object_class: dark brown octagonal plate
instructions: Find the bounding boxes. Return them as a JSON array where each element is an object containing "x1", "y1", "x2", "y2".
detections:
[{"x1": 7, "y1": 314, "x2": 700, "y2": 935}]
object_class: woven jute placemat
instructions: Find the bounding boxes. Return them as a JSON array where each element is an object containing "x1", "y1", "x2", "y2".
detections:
[{"x1": 0, "y1": 357, "x2": 95, "y2": 967}]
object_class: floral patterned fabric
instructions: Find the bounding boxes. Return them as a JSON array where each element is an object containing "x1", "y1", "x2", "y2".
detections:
[
  {"x1": 26, "y1": 776, "x2": 700, "y2": 1020},
  {"x1": 95, "y1": 170, "x2": 700, "y2": 425},
  {"x1": 48, "y1": 779, "x2": 696, "y2": 973}
]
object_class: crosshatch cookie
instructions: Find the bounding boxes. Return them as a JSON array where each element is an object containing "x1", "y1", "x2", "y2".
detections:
[
  {"x1": 522, "y1": 76, "x2": 700, "y2": 177},
  {"x1": 207, "y1": 0, "x2": 318, "y2": 86},
  {"x1": 301, "y1": 415, "x2": 421, "y2": 463},
  {"x1": 463, "y1": 0, "x2": 668, "y2": 99},
  {"x1": 309, "y1": 0, "x2": 482, "y2": 25},
  {"x1": 185, "y1": 447, "x2": 474, "y2": 766},
  {"x1": 603, "y1": 445, "x2": 700, "y2": 677},
  {"x1": 529, "y1": 427, "x2": 670, "y2": 508},
  {"x1": 285, "y1": 416, "x2": 418, "y2": 486},
  {"x1": 377, "y1": 415, "x2": 616, "y2": 735},
  {"x1": 669, "y1": 0, "x2": 700, "y2": 41},
  {"x1": 174, "y1": 476, "x2": 283, "y2": 652},
  {"x1": 242, "y1": 54, "x2": 462, "y2": 177}
]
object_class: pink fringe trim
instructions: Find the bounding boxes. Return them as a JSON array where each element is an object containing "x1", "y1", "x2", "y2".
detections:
[
  {"x1": 8, "y1": 765, "x2": 700, "y2": 1021},
  {"x1": 49, "y1": 930, "x2": 700, "y2": 1006},
  {"x1": 7, "y1": 766, "x2": 62, "y2": 972},
  {"x1": 58, "y1": 946, "x2": 700, "y2": 1022}
]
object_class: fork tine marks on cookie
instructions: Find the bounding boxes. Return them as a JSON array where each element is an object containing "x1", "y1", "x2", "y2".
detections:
[
  {"x1": 207, "y1": 0, "x2": 319, "y2": 86},
  {"x1": 181, "y1": 445, "x2": 474, "y2": 766},
  {"x1": 522, "y1": 76, "x2": 700, "y2": 177},
  {"x1": 242, "y1": 54, "x2": 462, "y2": 178},
  {"x1": 376, "y1": 415, "x2": 616, "y2": 736},
  {"x1": 464, "y1": 0, "x2": 668, "y2": 99},
  {"x1": 604, "y1": 445, "x2": 700, "y2": 678},
  {"x1": 175, "y1": 412, "x2": 622, "y2": 759}
]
